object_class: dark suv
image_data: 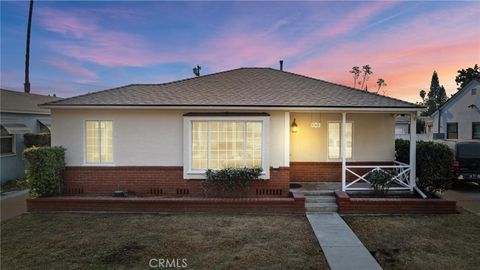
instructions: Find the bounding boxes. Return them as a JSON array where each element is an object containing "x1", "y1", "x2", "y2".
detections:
[{"x1": 453, "y1": 142, "x2": 480, "y2": 183}]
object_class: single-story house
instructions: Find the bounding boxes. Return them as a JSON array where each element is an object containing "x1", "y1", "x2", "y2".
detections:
[
  {"x1": 1, "y1": 89, "x2": 60, "y2": 183},
  {"x1": 432, "y1": 79, "x2": 480, "y2": 141},
  {"x1": 42, "y1": 67, "x2": 423, "y2": 196}
]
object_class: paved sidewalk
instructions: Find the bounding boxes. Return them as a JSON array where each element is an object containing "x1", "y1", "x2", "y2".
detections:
[
  {"x1": 1, "y1": 190, "x2": 29, "y2": 222},
  {"x1": 307, "y1": 213, "x2": 382, "y2": 270}
]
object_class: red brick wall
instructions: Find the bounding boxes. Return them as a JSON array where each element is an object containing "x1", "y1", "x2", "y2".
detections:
[
  {"x1": 27, "y1": 192, "x2": 305, "y2": 214},
  {"x1": 63, "y1": 166, "x2": 290, "y2": 197},
  {"x1": 335, "y1": 191, "x2": 456, "y2": 214},
  {"x1": 289, "y1": 161, "x2": 393, "y2": 182}
]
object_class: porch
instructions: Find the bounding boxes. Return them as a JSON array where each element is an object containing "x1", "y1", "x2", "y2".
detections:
[{"x1": 287, "y1": 111, "x2": 419, "y2": 193}]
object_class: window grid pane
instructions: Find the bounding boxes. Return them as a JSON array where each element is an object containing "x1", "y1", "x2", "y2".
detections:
[
  {"x1": 86, "y1": 121, "x2": 112, "y2": 163},
  {"x1": 328, "y1": 122, "x2": 352, "y2": 159},
  {"x1": 191, "y1": 120, "x2": 262, "y2": 171}
]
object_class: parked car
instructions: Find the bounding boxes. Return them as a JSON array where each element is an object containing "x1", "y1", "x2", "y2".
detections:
[{"x1": 453, "y1": 142, "x2": 480, "y2": 183}]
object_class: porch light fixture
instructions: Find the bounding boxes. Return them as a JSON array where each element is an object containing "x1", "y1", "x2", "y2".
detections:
[{"x1": 291, "y1": 118, "x2": 298, "y2": 133}]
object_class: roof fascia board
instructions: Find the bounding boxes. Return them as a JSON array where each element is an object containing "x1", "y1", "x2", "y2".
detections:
[
  {"x1": 0, "y1": 110, "x2": 50, "y2": 115},
  {"x1": 43, "y1": 105, "x2": 422, "y2": 112}
]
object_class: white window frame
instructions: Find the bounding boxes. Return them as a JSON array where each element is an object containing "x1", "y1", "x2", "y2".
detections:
[
  {"x1": 183, "y1": 116, "x2": 270, "y2": 179},
  {"x1": 327, "y1": 121, "x2": 354, "y2": 161},
  {"x1": 0, "y1": 133, "x2": 16, "y2": 157},
  {"x1": 83, "y1": 120, "x2": 114, "y2": 165}
]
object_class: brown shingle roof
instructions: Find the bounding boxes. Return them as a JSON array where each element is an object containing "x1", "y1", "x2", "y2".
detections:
[
  {"x1": 1, "y1": 89, "x2": 61, "y2": 114},
  {"x1": 44, "y1": 68, "x2": 421, "y2": 109}
]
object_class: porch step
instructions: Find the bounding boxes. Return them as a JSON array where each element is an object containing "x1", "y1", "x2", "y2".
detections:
[
  {"x1": 300, "y1": 190, "x2": 335, "y2": 196},
  {"x1": 305, "y1": 202, "x2": 339, "y2": 212},
  {"x1": 305, "y1": 196, "x2": 337, "y2": 203}
]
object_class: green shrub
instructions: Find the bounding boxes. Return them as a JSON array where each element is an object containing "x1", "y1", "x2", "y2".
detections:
[
  {"x1": 395, "y1": 139, "x2": 454, "y2": 196},
  {"x1": 367, "y1": 169, "x2": 394, "y2": 194},
  {"x1": 202, "y1": 167, "x2": 263, "y2": 197},
  {"x1": 24, "y1": 133, "x2": 51, "y2": 148},
  {"x1": 24, "y1": 146, "x2": 66, "y2": 197}
]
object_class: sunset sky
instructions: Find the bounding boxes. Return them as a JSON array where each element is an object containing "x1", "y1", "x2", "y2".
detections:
[{"x1": 1, "y1": 1, "x2": 479, "y2": 102}]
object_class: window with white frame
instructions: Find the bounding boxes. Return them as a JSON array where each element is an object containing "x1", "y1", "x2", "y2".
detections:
[
  {"x1": 187, "y1": 118, "x2": 267, "y2": 174},
  {"x1": 0, "y1": 126, "x2": 15, "y2": 156},
  {"x1": 85, "y1": 121, "x2": 113, "y2": 163},
  {"x1": 328, "y1": 122, "x2": 353, "y2": 159}
]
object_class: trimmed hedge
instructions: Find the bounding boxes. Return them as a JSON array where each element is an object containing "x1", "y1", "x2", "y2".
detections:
[
  {"x1": 24, "y1": 146, "x2": 65, "y2": 197},
  {"x1": 395, "y1": 139, "x2": 454, "y2": 196},
  {"x1": 202, "y1": 167, "x2": 263, "y2": 197},
  {"x1": 24, "y1": 133, "x2": 51, "y2": 148}
]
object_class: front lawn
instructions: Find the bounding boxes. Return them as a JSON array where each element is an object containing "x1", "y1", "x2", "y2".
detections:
[
  {"x1": 344, "y1": 210, "x2": 480, "y2": 270},
  {"x1": 1, "y1": 213, "x2": 327, "y2": 269}
]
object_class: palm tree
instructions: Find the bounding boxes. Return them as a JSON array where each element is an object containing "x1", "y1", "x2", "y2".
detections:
[
  {"x1": 360, "y1": 65, "x2": 372, "y2": 91},
  {"x1": 349, "y1": 66, "x2": 360, "y2": 89},
  {"x1": 24, "y1": 0, "x2": 34, "y2": 94},
  {"x1": 376, "y1": 78, "x2": 386, "y2": 93}
]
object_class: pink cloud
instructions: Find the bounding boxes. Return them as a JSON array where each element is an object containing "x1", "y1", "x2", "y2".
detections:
[
  {"x1": 291, "y1": 4, "x2": 480, "y2": 102},
  {"x1": 316, "y1": 1, "x2": 397, "y2": 38},
  {"x1": 48, "y1": 59, "x2": 97, "y2": 83},
  {"x1": 39, "y1": 8, "x2": 171, "y2": 68}
]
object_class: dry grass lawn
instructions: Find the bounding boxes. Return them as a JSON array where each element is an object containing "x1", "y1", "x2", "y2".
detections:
[
  {"x1": 1, "y1": 213, "x2": 327, "y2": 270},
  {"x1": 344, "y1": 210, "x2": 480, "y2": 270}
]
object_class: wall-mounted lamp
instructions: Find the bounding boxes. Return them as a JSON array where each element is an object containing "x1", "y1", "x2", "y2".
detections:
[{"x1": 291, "y1": 118, "x2": 298, "y2": 133}]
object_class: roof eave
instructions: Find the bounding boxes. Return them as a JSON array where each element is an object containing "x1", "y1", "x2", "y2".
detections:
[{"x1": 42, "y1": 104, "x2": 423, "y2": 112}]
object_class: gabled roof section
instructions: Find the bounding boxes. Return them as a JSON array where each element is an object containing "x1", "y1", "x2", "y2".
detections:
[
  {"x1": 44, "y1": 68, "x2": 422, "y2": 109},
  {"x1": 437, "y1": 79, "x2": 480, "y2": 112},
  {"x1": 1, "y1": 89, "x2": 61, "y2": 115}
]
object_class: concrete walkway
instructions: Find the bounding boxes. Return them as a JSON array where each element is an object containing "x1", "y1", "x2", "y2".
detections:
[
  {"x1": 307, "y1": 213, "x2": 382, "y2": 270},
  {"x1": 439, "y1": 182, "x2": 480, "y2": 215}
]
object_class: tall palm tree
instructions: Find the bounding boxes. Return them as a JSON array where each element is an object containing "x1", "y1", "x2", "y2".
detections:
[
  {"x1": 376, "y1": 78, "x2": 386, "y2": 93},
  {"x1": 24, "y1": 0, "x2": 34, "y2": 93},
  {"x1": 360, "y1": 65, "x2": 372, "y2": 91},
  {"x1": 349, "y1": 66, "x2": 360, "y2": 89}
]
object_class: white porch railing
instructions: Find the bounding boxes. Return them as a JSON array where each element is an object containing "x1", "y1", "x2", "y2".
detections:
[{"x1": 344, "y1": 161, "x2": 412, "y2": 191}]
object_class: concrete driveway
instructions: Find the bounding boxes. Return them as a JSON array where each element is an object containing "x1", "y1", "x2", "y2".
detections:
[
  {"x1": 439, "y1": 182, "x2": 480, "y2": 215},
  {"x1": 1, "y1": 190, "x2": 29, "y2": 222}
]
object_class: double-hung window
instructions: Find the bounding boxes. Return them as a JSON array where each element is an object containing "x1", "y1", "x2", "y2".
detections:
[
  {"x1": 0, "y1": 126, "x2": 15, "y2": 156},
  {"x1": 328, "y1": 122, "x2": 353, "y2": 159},
  {"x1": 446, "y1": 123, "x2": 458, "y2": 139},
  {"x1": 185, "y1": 117, "x2": 268, "y2": 178},
  {"x1": 85, "y1": 121, "x2": 113, "y2": 163},
  {"x1": 473, "y1": 123, "x2": 480, "y2": 140}
]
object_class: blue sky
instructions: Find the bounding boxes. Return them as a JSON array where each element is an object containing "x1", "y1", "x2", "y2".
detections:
[{"x1": 1, "y1": 1, "x2": 479, "y2": 101}]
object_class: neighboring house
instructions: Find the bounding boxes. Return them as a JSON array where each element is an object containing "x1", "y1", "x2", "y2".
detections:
[
  {"x1": 432, "y1": 79, "x2": 480, "y2": 141},
  {"x1": 42, "y1": 67, "x2": 423, "y2": 196},
  {"x1": 395, "y1": 115, "x2": 432, "y2": 141},
  {"x1": 0, "y1": 89, "x2": 60, "y2": 184}
]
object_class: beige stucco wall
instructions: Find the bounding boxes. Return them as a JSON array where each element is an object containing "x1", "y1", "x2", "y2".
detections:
[
  {"x1": 51, "y1": 109, "x2": 288, "y2": 167},
  {"x1": 290, "y1": 112, "x2": 395, "y2": 162}
]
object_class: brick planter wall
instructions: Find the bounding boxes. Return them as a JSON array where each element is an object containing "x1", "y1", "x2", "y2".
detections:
[
  {"x1": 63, "y1": 166, "x2": 289, "y2": 197},
  {"x1": 335, "y1": 191, "x2": 457, "y2": 214},
  {"x1": 26, "y1": 192, "x2": 305, "y2": 214},
  {"x1": 290, "y1": 162, "x2": 393, "y2": 182}
]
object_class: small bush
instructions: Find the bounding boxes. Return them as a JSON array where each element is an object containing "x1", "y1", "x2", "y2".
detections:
[
  {"x1": 202, "y1": 167, "x2": 263, "y2": 197},
  {"x1": 24, "y1": 146, "x2": 66, "y2": 197},
  {"x1": 395, "y1": 139, "x2": 454, "y2": 196},
  {"x1": 24, "y1": 133, "x2": 51, "y2": 148},
  {"x1": 367, "y1": 169, "x2": 394, "y2": 194}
]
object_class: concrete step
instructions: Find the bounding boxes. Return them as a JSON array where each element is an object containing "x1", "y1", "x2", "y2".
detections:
[
  {"x1": 306, "y1": 196, "x2": 337, "y2": 203},
  {"x1": 305, "y1": 202, "x2": 338, "y2": 212},
  {"x1": 299, "y1": 190, "x2": 335, "y2": 196}
]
